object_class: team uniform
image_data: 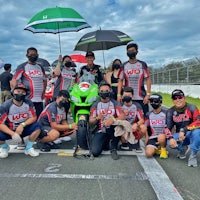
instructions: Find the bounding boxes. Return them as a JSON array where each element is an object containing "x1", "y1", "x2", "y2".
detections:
[
  {"x1": 79, "y1": 64, "x2": 103, "y2": 85},
  {"x1": 0, "y1": 99, "x2": 40, "y2": 140},
  {"x1": 53, "y1": 67, "x2": 76, "y2": 99},
  {"x1": 13, "y1": 62, "x2": 46, "y2": 117},
  {"x1": 122, "y1": 101, "x2": 144, "y2": 140},
  {"x1": 145, "y1": 109, "x2": 167, "y2": 149},
  {"x1": 90, "y1": 99, "x2": 122, "y2": 156},
  {"x1": 119, "y1": 60, "x2": 150, "y2": 115},
  {"x1": 38, "y1": 101, "x2": 66, "y2": 137}
]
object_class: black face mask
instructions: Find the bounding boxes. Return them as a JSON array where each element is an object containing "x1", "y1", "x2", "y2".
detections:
[
  {"x1": 122, "y1": 96, "x2": 132, "y2": 103},
  {"x1": 65, "y1": 61, "x2": 72, "y2": 68},
  {"x1": 28, "y1": 55, "x2": 38, "y2": 63},
  {"x1": 127, "y1": 52, "x2": 136, "y2": 59},
  {"x1": 13, "y1": 94, "x2": 26, "y2": 102},
  {"x1": 99, "y1": 91, "x2": 111, "y2": 99},
  {"x1": 151, "y1": 103, "x2": 160, "y2": 109},
  {"x1": 59, "y1": 100, "x2": 70, "y2": 108},
  {"x1": 113, "y1": 64, "x2": 120, "y2": 70}
]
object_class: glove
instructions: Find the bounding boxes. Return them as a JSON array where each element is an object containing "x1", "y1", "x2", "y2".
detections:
[{"x1": 12, "y1": 133, "x2": 22, "y2": 143}]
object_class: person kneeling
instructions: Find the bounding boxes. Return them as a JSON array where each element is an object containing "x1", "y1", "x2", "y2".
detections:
[{"x1": 37, "y1": 90, "x2": 77, "y2": 152}]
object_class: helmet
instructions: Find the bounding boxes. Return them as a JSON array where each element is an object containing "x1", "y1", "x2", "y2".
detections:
[{"x1": 149, "y1": 94, "x2": 162, "y2": 104}]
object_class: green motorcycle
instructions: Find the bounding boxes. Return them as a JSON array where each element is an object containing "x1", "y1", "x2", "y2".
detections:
[{"x1": 70, "y1": 72, "x2": 99, "y2": 152}]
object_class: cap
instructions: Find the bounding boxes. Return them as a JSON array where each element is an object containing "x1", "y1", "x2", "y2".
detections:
[
  {"x1": 14, "y1": 83, "x2": 28, "y2": 93},
  {"x1": 85, "y1": 51, "x2": 95, "y2": 57},
  {"x1": 171, "y1": 89, "x2": 184, "y2": 98}
]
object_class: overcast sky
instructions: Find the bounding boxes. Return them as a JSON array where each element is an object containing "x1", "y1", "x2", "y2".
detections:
[{"x1": 0, "y1": 0, "x2": 199, "y2": 71}]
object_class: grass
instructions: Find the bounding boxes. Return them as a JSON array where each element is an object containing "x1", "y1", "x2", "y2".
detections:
[{"x1": 152, "y1": 92, "x2": 200, "y2": 109}]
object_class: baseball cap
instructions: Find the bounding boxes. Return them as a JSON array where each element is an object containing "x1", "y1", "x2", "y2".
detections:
[
  {"x1": 171, "y1": 89, "x2": 184, "y2": 98},
  {"x1": 14, "y1": 83, "x2": 28, "y2": 93},
  {"x1": 85, "y1": 51, "x2": 95, "y2": 57}
]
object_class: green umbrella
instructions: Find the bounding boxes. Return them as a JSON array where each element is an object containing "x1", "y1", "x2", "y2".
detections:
[{"x1": 24, "y1": 7, "x2": 91, "y2": 54}]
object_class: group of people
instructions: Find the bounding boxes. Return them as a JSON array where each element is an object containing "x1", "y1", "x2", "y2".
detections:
[{"x1": 0, "y1": 43, "x2": 200, "y2": 168}]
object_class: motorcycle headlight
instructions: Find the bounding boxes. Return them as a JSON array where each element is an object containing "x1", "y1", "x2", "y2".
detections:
[
  {"x1": 71, "y1": 96, "x2": 79, "y2": 103},
  {"x1": 87, "y1": 96, "x2": 97, "y2": 103}
]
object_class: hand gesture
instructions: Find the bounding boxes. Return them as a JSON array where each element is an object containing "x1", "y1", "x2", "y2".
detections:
[{"x1": 169, "y1": 138, "x2": 178, "y2": 148}]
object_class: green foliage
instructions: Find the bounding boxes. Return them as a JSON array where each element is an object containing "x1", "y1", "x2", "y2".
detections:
[{"x1": 152, "y1": 92, "x2": 200, "y2": 109}]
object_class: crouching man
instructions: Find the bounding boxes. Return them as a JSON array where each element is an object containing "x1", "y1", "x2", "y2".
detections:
[
  {"x1": 0, "y1": 83, "x2": 40, "y2": 158},
  {"x1": 37, "y1": 90, "x2": 77, "y2": 152}
]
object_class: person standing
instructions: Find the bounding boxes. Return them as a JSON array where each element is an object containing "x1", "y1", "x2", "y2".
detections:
[
  {"x1": 11, "y1": 47, "x2": 47, "y2": 118},
  {"x1": 0, "y1": 63, "x2": 13, "y2": 103},
  {"x1": 79, "y1": 51, "x2": 103, "y2": 85},
  {"x1": 0, "y1": 83, "x2": 40, "y2": 158},
  {"x1": 117, "y1": 43, "x2": 151, "y2": 117}
]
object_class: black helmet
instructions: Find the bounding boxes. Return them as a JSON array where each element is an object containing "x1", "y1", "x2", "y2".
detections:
[{"x1": 149, "y1": 94, "x2": 162, "y2": 104}]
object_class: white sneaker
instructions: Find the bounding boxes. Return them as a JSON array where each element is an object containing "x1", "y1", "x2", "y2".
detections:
[
  {"x1": 61, "y1": 136, "x2": 72, "y2": 142},
  {"x1": 53, "y1": 138, "x2": 62, "y2": 144},
  {"x1": 0, "y1": 147, "x2": 10, "y2": 158},
  {"x1": 25, "y1": 148, "x2": 39, "y2": 157}
]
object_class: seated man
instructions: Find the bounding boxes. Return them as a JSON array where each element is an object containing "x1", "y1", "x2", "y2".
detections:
[
  {"x1": 37, "y1": 90, "x2": 77, "y2": 152},
  {"x1": 145, "y1": 94, "x2": 168, "y2": 159},
  {"x1": 89, "y1": 82, "x2": 125, "y2": 160},
  {"x1": 0, "y1": 83, "x2": 40, "y2": 158},
  {"x1": 120, "y1": 87, "x2": 146, "y2": 152},
  {"x1": 165, "y1": 89, "x2": 200, "y2": 167}
]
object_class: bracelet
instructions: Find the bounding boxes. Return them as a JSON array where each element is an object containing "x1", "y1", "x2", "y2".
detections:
[
  {"x1": 69, "y1": 124, "x2": 72, "y2": 129},
  {"x1": 117, "y1": 94, "x2": 121, "y2": 97},
  {"x1": 21, "y1": 122, "x2": 27, "y2": 128},
  {"x1": 146, "y1": 93, "x2": 151, "y2": 96}
]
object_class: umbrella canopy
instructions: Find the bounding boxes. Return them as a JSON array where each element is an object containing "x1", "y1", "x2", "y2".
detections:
[
  {"x1": 70, "y1": 54, "x2": 87, "y2": 63},
  {"x1": 24, "y1": 7, "x2": 91, "y2": 53},
  {"x1": 74, "y1": 29, "x2": 133, "y2": 52}
]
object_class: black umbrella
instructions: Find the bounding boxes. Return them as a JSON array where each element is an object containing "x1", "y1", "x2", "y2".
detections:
[{"x1": 74, "y1": 29, "x2": 133, "y2": 67}]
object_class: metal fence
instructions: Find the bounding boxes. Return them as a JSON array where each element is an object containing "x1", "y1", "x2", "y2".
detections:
[{"x1": 150, "y1": 57, "x2": 200, "y2": 85}]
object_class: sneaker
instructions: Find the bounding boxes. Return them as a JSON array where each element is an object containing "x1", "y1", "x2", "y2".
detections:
[
  {"x1": 16, "y1": 141, "x2": 26, "y2": 150},
  {"x1": 38, "y1": 142, "x2": 51, "y2": 152},
  {"x1": 134, "y1": 141, "x2": 143, "y2": 153},
  {"x1": 0, "y1": 146, "x2": 10, "y2": 158},
  {"x1": 48, "y1": 142, "x2": 60, "y2": 149},
  {"x1": 188, "y1": 154, "x2": 198, "y2": 167},
  {"x1": 25, "y1": 148, "x2": 39, "y2": 157},
  {"x1": 119, "y1": 143, "x2": 132, "y2": 151},
  {"x1": 111, "y1": 149, "x2": 119, "y2": 160},
  {"x1": 177, "y1": 145, "x2": 190, "y2": 159},
  {"x1": 53, "y1": 138, "x2": 62, "y2": 144},
  {"x1": 160, "y1": 148, "x2": 168, "y2": 159},
  {"x1": 61, "y1": 136, "x2": 72, "y2": 142}
]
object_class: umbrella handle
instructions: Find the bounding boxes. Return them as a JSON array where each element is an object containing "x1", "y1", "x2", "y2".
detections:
[{"x1": 58, "y1": 33, "x2": 62, "y2": 55}]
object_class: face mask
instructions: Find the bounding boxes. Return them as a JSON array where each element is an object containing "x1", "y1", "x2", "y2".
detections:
[
  {"x1": 28, "y1": 55, "x2": 38, "y2": 63},
  {"x1": 122, "y1": 96, "x2": 132, "y2": 103},
  {"x1": 99, "y1": 91, "x2": 111, "y2": 99},
  {"x1": 59, "y1": 100, "x2": 69, "y2": 108},
  {"x1": 151, "y1": 103, "x2": 160, "y2": 109},
  {"x1": 113, "y1": 64, "x2": 120, "y2": 69},
  {"x1": 127, "y1": 52, "x2": 136, "y2": 59},
  {"x1": 65, "y1": 61, "x2": 71, "y2": 68},
  {"x1": 13, "y1": 94, "x2": 26, "y2": 102}
]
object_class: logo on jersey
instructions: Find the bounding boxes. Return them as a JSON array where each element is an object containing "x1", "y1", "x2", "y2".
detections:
[
  {"x1": 173, "y1": 114, "x2": 189, "y2": 122},
  {"x1": 150, "y1": 119, "x2": 165, "y2": 125},
  {"x1": 12, "y1": 112, "x2": 29, "y2": 120},
  {"x1": 27, "y1": 70, "x2": 43, "y2": 76},
  {"x1": 126, "y1": 69, "x2": 141, "y2": 75}
]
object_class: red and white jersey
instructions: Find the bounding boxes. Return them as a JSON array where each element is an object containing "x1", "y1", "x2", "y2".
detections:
[
  {"x1": 119, "y1": 60, "x2": 150, "y2": 100},
  {"x1": 0, "y1": 98, "x2": 36, "y2": 131},
  {"x1": 13, "y1": 62, "x2": 46, "y2": 102}
]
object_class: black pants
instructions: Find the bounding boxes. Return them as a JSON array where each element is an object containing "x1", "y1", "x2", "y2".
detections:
[
  {"x1": 33, "y1": 102, "x2": 44, "y2": 118},
  {"x1": 134, "y1": 100, "x2": 149, "y2": 118},
  {"x1": 91, "y1": 126, "x2": 120, "y2": 157}
]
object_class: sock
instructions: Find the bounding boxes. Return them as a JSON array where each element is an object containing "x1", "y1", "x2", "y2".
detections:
[
  {"x1": 25, "y1": 140, "x2": 34, "y2": 151},
  {"x1": 1, "y1": 143, "x2": 9, "y2": 149}
]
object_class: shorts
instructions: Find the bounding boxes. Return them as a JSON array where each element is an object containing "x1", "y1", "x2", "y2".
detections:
[
  {"x1": 146, "y1": 137, "x2": 159, "y2": 149},
  {"x1": 39, "y1": 126, "x2": 52, "y2": 139},
  {"x1": 0, "y1": 122, "x2": 41, "y2": 141}
]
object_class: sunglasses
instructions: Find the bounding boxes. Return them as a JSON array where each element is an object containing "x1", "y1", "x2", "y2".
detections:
[
  {"x1": 150, "y1": 99, "x2": 160, "y2": 104},
  {"x1": 172, "y1": 95, "x2": 184, "y2": 100}
]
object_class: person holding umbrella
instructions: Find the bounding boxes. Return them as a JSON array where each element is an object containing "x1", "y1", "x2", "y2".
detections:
[{"x1": 79, "y1": 51, "x2": 103, "y2": 85}]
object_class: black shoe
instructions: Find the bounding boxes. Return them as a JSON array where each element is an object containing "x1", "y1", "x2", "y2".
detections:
[
  {"x1": 48, "y1": 142, "x2": 60, "y2": 149},
  {"x1": 132, "y1": 141, "x2": 143, "y2": 153},
  {"x1": 39, "y1": 143, "x2": 51, "y2": 152},
  {"x1": 111, "y1": 149, "x2": 119, "y2": 160},
  {"x1": 119, "y1": 143, "x2": 132, "y2": 151}
]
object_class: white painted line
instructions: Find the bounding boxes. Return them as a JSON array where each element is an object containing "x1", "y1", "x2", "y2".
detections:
[
  {"x1": 0, "y1": 172, "x2": 148, "y2": 180},
  {"x1": 8, "y1": 145, "x2": 145, "y2": 156},
  {"x1": 137, "y1": 155, "x2": 183, "y2": 200}
]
